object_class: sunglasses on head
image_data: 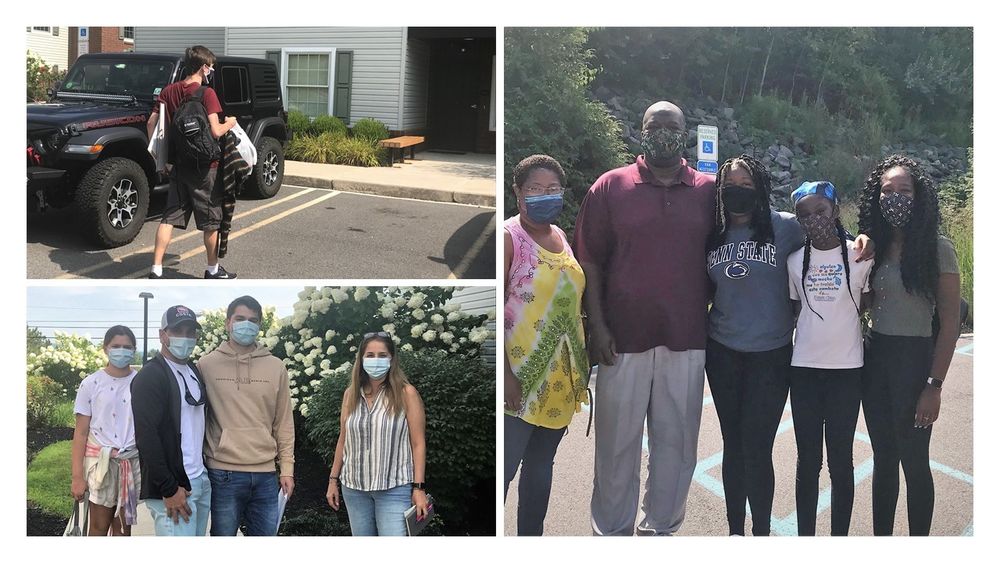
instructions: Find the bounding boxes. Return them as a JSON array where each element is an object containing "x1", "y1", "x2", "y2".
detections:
[{"x1": 363, "y1": 332, "x2": 390, "y2": 339}]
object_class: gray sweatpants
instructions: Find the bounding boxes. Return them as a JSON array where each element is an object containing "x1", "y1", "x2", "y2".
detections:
[{"x1": 590, "y1": 346, "x2": 706, "y2": 536}]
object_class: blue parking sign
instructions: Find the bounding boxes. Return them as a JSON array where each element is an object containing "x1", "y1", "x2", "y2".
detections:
[
  {"x1": 702, "y1": 140, "x2": 714, "y2": 154},
  {"x1": 697, "y1": 160, "x2": 719, "y2": 174}
]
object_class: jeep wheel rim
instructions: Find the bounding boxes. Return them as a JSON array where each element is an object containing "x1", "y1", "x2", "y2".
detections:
[
  {"x1": 107, "y1": 178, "x2": 138, "y2": 229},
  {"x1": 263, "y1": 151, "x2": 279, "y2": 186}
]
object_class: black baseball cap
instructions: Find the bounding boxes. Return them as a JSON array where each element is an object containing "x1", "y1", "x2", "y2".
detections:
[{"x1": 161, "y1": 305, "x2": 201, "y2": 330}]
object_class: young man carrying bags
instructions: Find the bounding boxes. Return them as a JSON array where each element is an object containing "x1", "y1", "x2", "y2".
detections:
[{"x1": 146, "y1": 45, "x2": 238, "y2": 279}]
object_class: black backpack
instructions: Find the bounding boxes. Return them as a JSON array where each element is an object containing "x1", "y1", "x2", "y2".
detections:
[{"x1": 171, "y1": 86, "x2": 221, "y2": 163}]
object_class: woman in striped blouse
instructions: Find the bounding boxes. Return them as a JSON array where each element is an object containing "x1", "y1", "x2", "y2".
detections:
[{"x1": 325, "y1": 332, "x2": 429, "y2": 536}]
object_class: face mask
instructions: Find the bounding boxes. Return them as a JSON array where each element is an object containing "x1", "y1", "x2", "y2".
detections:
[
  {"x1": 363, "y1": 357, "x2": 391, "y2": 380},
  {"x1": 880, "y1": 191, "x2": 914, "y2": 227},
  {"x1": 231, "y1": 320, "x2": 260, "y2": 346},
  {"x1": 721, "y1": 185, "x2": 757, "y2": 215},
  {"x1": 203, "y1": 65, "x2": 214, "y2": 82},
  {"x1": 168, "y1": 337, "x2": 197, "y2": 361},
  {"x1": 523, "y1": 194, "x2": 563, "y2": 224},
  {"x1": 800, "y1": 214, "x2": 839, "y2": 246},
  {"x1": 640, "y1": 128, "x2": 686, "y2": 165},
  {"x1": 107, "y1": 348, "x2": 133, "y2": 369}
]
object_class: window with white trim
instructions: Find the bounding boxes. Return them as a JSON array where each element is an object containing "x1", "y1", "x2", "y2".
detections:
[
  {"x1": 121, "y1": 27, "x2": 135, "y2": 42},
  {"x1": 281, "y1": 49, "x2": 335, "y2": 119},
  {"x1": 32, "y1": 27, "x2": 51, "y2": 33}
]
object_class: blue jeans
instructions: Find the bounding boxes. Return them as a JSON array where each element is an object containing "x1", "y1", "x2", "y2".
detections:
[
  {"x1": 207, "y1": 469, "x2": 280, "y2": 536},
  {"x1": 145, "y1": 471, "x2": 212, "y2": 536},
  {"x1": 341, "y1": 484, "x2": 411, "y2": 536}
]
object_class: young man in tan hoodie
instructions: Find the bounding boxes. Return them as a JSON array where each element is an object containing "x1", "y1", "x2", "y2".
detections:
[{"x1": 197, "y1": 295, "x2": 294, "y2": 535}]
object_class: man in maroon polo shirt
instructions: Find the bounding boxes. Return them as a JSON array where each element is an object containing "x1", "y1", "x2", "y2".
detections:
[
  {"x1": 145, "y1": 45, "x2": 238, "y2": 279},
  {"x1": 575, "y1": 101, "x2": 715, "y2": 536}
]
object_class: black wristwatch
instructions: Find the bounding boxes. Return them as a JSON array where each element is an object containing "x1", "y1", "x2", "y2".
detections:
[
  {"x1": 411, "y1": 482, "x2": 426, "y2": 490},
  {"x1": 926, "y1": 377, "x2": 944, "y2": 389}
]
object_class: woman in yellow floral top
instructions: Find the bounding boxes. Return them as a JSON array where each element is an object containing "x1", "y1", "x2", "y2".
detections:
[{"x1": 503, "y1": 155, "x2": 589, "y2": 536}]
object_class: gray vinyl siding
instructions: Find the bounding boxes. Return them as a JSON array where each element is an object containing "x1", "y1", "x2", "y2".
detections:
[
  {"x1": 403, "y1": 38, "x2": 430, "y2": 131},
  {"x1": 133, "y1": 27, "x2": 226, "y2": 56},
  {"x1": 224, "y1": 27, "x2": 405, "y2": 129},
  {"x1": 450, "y1": 287, "x2": 497, "y2": 367},
  {"x1": 26, "y1": 27, "x2": 69, "y2": 71}
]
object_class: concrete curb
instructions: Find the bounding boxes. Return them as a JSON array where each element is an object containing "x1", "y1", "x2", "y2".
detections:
[{"x1": 283, "y1": 175, "x2": 496, "y2": 208}]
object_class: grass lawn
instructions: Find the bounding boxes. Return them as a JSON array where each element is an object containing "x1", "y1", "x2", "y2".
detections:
[{"x1": 27, "y1": 440, "x2": 73, "y2": 519}]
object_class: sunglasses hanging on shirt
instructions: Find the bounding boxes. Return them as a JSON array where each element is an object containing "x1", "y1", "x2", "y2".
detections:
[{"x1": 175, "y1": 370, "x2": 206, "y2": 406}]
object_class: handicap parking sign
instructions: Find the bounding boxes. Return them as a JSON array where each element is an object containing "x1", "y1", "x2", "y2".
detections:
[
  {"x1": 697, "y1": 160, "x2": 719, "y2": 174},
  {"x1": 702, "y1": 140, "x2": 714, "y2": 154}
]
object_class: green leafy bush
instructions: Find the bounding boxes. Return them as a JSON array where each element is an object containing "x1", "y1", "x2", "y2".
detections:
[
  {"x1": 27, "y1": 375, "x2": 66, "y2": 427},
  {"x1": 309, "y1": 115, "x2": 348, "y2": 137},
  {"x1": 27, "y1": 332, "x2": 106, "y2": 394},
  {"x1": 335, "y1": 137, "x2": 383, "y2": 167},
  {"x1": 504, "y1": 27, "x2": 627, "y2": 238},
  {"x1": 27, "y1": 51, "x2": 66, "y2": 102},
  {"x1": 287, "y1": 110, "x2": 311, "y2": 138},
  {"x1": 305, "y1": 349, "x2": 494, "y2": 534},
  {"x1": 286, "y1": 132, "x2": 339, "y2": 164},
  {"x1": 351, "y1": 118, "x2": 390, "y2": 145}
]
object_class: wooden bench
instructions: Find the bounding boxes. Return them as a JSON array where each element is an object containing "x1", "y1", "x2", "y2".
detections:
[{"x1": 379, "y1": 135, "x2": 424, "y2": 165}]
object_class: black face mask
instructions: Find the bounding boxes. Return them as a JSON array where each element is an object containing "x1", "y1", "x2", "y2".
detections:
[{"x1": 721, "y1": 185, "x2": 757, "y2": 215}]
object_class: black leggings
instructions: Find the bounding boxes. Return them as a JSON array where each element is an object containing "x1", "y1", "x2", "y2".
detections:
[
  {"x1": 862, "y1": 332, "x2": 935, "y2": 536},
  {"x1": 503, "y1": 415, "x2": 566, "y2": 536},
  {"x1": 705, "y1": 339, "x2": 791, "y2": 536},
  {"x1": 790, "y1": 367, "x2": 862, "y2": 536}
]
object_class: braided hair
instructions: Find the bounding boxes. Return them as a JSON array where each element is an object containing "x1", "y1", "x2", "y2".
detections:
[
  {"x1": 709, "y1": 155, "x2": 775, "y2": 251},
  {"x1": 857, "y1": 154, "x2": 940, "y2": 300},
  {"x1": 801, "y1": 218, "x2": 860, "y2": 320}
]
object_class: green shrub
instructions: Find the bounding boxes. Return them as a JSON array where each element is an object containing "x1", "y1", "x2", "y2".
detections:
[
  {"x1": 27, "y1": 51, "x2": 66, "y2": 102},
  {"x1": 504, "y1": 27, "x2": 627, "y2": 239},
  {"x1": 305, "y1": 349, "x2": 494, "y2": 534},
  {"x1": 27, "y1": 441, "x2": 74, "y2": 519},
  {"x1": 286, "y1": 132, "x2": 339, "y2": 164},
  {"x1": 51, "y1": 400, "x2": 76, "y2": 428},
  {"x1": 287, "y1": 110, "x2": 311, "y2": 138},
  {"x1": 335, "y1": 137, "x2": 383, "y2": 167},
  {"x1": 280, "y1": 507, "x2": 352, "y2": 536},
  {"x1": 309, "y1": 115, "x2": 348, "y2": 137},
  {"x1": 351, "y1": 118, "x2": 390, "y2": 145},
  {"x1": 27, "y1": 375, "x2": 66, "y2": 427},
  {"x1": 804, "y1": 146, "x2": 868, "y2": 201}
]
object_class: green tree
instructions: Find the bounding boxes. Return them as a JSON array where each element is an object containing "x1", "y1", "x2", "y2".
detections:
[
  {"x1": 27, "y1": 326, "x2": 50, "y2": 356},
  {"x1": 504, "y1": 27, "x2": 627, "y2": 237}
]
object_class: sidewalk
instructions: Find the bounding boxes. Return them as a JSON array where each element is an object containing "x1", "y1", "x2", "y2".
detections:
[{"x1": 283, "y1": 151, "x2": 496, "y2": 207}]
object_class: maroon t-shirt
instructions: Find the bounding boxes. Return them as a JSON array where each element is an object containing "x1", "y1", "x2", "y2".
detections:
[
  {"x1": 573, "y1": 156, "x2": 716, "y2": 353},
  {"x1": 155, "y1": 80, "x2": 223, "y2": 123}
]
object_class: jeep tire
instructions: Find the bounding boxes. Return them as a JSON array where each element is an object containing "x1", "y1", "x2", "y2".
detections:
[
  {"x1": 246, "y1": 136, "x2": 284, "y2": 198},
  {"x1": 75, "y1": 157, "x2": 150, "y2": 248}
]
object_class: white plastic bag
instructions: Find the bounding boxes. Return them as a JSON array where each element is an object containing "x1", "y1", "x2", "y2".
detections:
[
  {"x1": 146, "y1": 103, "x2": 168, "y2": 172},
  {"x1": 231, "y1": 122, "x2": 257, "y2": 167}
]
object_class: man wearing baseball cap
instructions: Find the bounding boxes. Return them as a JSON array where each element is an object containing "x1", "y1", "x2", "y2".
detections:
[{"x1": 131, "y1": 305, "x2": 211, "y2": 535}]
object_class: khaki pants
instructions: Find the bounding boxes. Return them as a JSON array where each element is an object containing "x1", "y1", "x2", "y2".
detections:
[{"x1": 590, "y1": 346, "x2": 706, "y2": 536}]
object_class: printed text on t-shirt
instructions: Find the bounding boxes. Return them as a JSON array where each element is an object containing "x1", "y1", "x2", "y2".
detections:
[{"x1": 707, "y1": 241, "x2": 777, "y2": 270}]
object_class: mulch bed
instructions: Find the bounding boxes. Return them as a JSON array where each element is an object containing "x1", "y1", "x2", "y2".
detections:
[{"x1": 27, "y1": 425, "x2": 75, "y2": 536}]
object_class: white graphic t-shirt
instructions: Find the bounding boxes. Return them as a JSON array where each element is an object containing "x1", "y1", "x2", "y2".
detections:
[
  {"x1": 74, "y1": 368, "x2": 138, "y2": 451},
  {"x1": 788, "y1": 243, "x2": 873, "y2": 369}
]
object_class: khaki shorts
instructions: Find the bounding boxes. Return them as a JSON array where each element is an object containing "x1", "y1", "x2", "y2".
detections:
[
  {"x1": 162, "y1": 161, "x2": 222, "y2": 231},
  {"x1": 85, "y1": 455, "x2": 142, "y2": 509}
]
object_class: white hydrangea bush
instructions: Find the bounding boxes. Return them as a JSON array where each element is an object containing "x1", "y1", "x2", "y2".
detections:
[
  {"x1": 272, "y1": 286, "x2": 493, "y2": 417},
  {"x1": 26, "y1": 331, "x2": 107, "y2": 392}
]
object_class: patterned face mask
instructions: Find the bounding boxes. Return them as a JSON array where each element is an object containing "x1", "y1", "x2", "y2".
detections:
[
  {"x1": 880, "y1": 191, "x2": 914, "y2": 227},
  {"x1": 640, "y1": 127, "x2": 686, "y2": 164},
  {"x1": 799, "y1": 214, "x2": 839, "y2": 246}
]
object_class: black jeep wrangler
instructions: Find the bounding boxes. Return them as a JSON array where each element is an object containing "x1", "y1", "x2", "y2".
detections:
[{"x1": 27, "y1": 52, "x2": 289, "y2": 247}]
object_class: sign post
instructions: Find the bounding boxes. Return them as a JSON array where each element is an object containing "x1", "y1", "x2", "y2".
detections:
[
  {"x1": 697, "y1": 125, "x2": 719, "y2": 175},
  {"x1": 78, "y1": 27, "x2": 89, "y2": 56}
]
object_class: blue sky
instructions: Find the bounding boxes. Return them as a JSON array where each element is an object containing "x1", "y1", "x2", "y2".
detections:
[{"x1": 26, "y1": 285, "x2": 306, "y2": 344}]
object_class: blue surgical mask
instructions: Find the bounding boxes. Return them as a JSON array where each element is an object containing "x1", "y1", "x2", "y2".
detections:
[
  {"x1": 107, "y1": 348, "x2": 134, "y2": 369},
  {"x1": 168, "y1": 337, "x2": 197, "y2": 361},
  {"x1": 363, "y1": 357, "x2": 391, "y2": 380},
  {"x1": 524, "y1": 194, "x2": 563, "y2": 224},
  {"x1": 231, "y1": 320, "x2": 260, "y2": 346}
]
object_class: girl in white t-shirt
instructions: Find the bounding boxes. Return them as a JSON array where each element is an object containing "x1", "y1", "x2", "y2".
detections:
[
  {"x1": 787, "y1": 182, "x2": 874, "y2": 536},
  {"x1": 70, "y1": 326, "x2": 141, "y2": 536}
]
